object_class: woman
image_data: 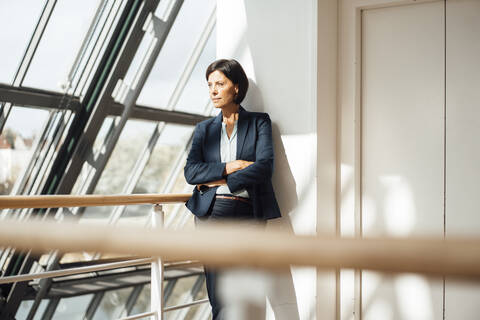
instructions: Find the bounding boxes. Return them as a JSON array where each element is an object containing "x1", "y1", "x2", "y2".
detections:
[{"x1": 184, "y1": 59, "x2": 281, "y2": 319}]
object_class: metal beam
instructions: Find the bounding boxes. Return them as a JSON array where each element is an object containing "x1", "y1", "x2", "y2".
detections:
[
  {"x1": 107, "y1": 103, "x2": 209, "y2": 125},
  {"x1": 0, "y1": 82, "x2": 207, "y2": 125},
  {"x1": 0, "y1": 84, "x2": 80, "y2": 112}
]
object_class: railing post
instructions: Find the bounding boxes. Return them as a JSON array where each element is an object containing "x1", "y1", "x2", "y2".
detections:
[{"x1": 150, "y1": 204, "x2": 164, "y2": 320}]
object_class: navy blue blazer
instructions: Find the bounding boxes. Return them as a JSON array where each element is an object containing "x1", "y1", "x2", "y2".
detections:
[{"x1": 184, "y1": 106, "x2": 281, "y2": 220}]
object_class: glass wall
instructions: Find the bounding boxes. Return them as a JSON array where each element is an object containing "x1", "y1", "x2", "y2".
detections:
[{"x1": 0, "y1": 0, "x2": 216, "y2": 318}]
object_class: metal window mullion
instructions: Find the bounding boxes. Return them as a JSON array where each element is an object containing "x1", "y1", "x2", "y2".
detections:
[
  {"x1": 124, "y1": 284, "x2": 144, "y2": 316},
  {"x1": 0, "y1": 0, "x2": 58, "y2": 134},
  {"x1": 65, "y1": 0, "x2": 109, "y2": 92},
  {"x1": 77, "y1": 0, "x2": 128, "y2": 98},
  {"x1": 74, "y1": 0, "x2": 122, "y2": 98},
  {"x1": 165, "y1": 6, "x2": 216, "y2": 110},
  {"x1": 84, "y1": 291, "x2": 105, "y2": 320},
  {"x1": 25, "y1": 111, "x2": 71, "y2": 197},
  {"x1": 163, "y1": 278, "x2": 177, "y2": 304},
  {"x1": 12, "y1": 0, "x2": 57, "y2": 87},
  {"x1": 33, "y1": 111, "x2": 77, "y2": 196},
  {"x1": 40, "y1": 297, "x2": 60, "y2": 320}
]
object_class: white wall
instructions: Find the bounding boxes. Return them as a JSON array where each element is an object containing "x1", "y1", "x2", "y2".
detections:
[{"x1": 217, "y1": 0, "x2": 318, "y2": 319}]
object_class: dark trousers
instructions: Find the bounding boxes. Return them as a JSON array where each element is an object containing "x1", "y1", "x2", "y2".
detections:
[{"x1": 197, "y1": 197, "x2": 255, "y2": 320}]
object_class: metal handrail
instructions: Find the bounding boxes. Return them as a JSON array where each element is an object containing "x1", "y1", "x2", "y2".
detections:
[
  {"x1": 118, "y1": 311, "x2": 156, "y2": 320},
  {"x1": 0, "y1": 259, "x2": 201, "y2": 285},
  {"x1": 0, "y1": 257, "x2": 154, "y2": 285},
  {"x1": 163, "y1": 298, "x2": 210, "y2": 312}
]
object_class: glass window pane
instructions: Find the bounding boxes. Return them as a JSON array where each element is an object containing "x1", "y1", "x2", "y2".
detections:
[
  {"x1": 137, "y1": 0, "x2": 216, "y2": 108},
  {"x1": 52, "y1": 294, "x2": 93, "y2": 320},
  {"x1": 0, "y1": 107, "x2": 49, "y2": 195},
  {"x1": 164, "y1": 276, "x2": 207, "y2": 320},
  {"x1": 118, "y1": 204, "x2": 152, "y2": 226},
  {"x1": 174, "y1": 27, "x2": 216, "y2": 114},
  {"x1": 135, "y1": 124, "x2": 193, "y2": 194},
  {"x1": 163, "y1": 158, "x2": 195, "y2": 230},
  {"x1": 0, "y1": 0, "x2": 45, "y2": 84},
  {"x1": 15, "y1": 300, "x2": 33, "y2": 320},
  {"x1": 165, "y1": 275, "x2": 202, "y2": 307},
  {"x1": 93, "y1": 119, "x2": 157, "y2": 195},
  {"x1": 92, "y1": 287, "x2": 133, "y2": 319},
  {"x1": 23, "y1": 0, "x2": 101, "y2": 91},
  {"x1": 130, "y1": 284, "x2": 151, "y2": 315},
  {"x1": 16, "y1": 299, "x2": 49, "y2": 320},
  {"x1": 71, "y1": 116, "x2": 117, "y2": 195}
]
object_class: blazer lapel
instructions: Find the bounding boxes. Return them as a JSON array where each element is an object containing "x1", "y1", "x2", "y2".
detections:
[
  {"x1": 236, "y1": 106, "x2": 249, "y2": 159},
  {"x1": 207, "y1": 112, "x2": 222, "y2": 162}
]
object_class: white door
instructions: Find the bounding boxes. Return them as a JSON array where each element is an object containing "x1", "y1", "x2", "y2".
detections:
[{"x1": 339, "y1": 0, "x2": 446, "y2": 319}]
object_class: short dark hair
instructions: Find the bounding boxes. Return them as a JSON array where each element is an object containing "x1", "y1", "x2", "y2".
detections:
[{"x1": 205, "y1": 59, "x2": 249, "y2": 104}]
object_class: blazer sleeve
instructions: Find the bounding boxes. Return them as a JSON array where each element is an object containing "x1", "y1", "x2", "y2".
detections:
[
  {"x1": 226, "y1": 113, "x2": 274, "y2": 192},
  {"x1": 184, "y1": 123, "x2": 226, "y2": 185}
]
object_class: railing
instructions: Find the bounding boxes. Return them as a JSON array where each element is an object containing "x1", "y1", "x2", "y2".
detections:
[
  {"x1": 2, "y1": 194, "x2": 480, "y2": 318},
  {"x1": 0, "y1": 194, "x2": 200, "y2": 320}
]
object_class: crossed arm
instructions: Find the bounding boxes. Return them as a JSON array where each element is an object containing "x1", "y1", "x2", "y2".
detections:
[{"x1": 184, "y1": 114, "x2": 274, "y2": 192}]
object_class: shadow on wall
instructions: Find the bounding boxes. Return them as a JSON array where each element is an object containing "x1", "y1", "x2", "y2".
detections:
[{"x1": 244, "y1": 80, "x2": 300, "y2": 320}]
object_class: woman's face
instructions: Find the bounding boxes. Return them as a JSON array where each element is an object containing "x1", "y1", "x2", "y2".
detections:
[{"x1": 207, "y1": 70, "x2": 238, "y2": 109}]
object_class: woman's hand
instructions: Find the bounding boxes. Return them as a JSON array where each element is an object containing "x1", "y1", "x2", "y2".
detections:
[
  {"x1": 224, "y1": 160, "x2": 254, "y2": 175},
  {"x1": 196, "y1": 179, "x2": 227, "y2": 191}
]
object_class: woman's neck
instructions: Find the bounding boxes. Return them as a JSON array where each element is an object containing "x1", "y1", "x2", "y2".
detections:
[{"x1": 221, "y1": 103, "x2": 240, "y2": 123}]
